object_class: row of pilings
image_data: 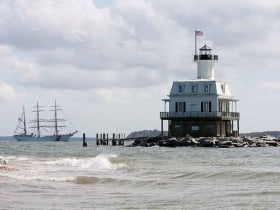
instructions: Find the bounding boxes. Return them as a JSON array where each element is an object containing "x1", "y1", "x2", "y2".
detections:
[
  {"x1": 82, "y1": 133, "x2": 125, "y2": 147},
  {"x1": 95, "y1": 133, "x2": 125, "y2": 146},
  {"x1": 128, "y1": 135, "x2": 280, "y2": 148}
]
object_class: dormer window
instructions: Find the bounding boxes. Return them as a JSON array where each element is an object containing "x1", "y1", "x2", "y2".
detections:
[
  {"x1": 178, "y1": 85, "x2": 184, "y2": 93},
  {"x1": 204, "y1": 84, "x2": 210, "y2": 93},
  {"x1": 191, "y1": 85, "x2": 197, "y2": 93},
  {"x1": 178, "y1": 85, "x2": 182, "y2": 93},
  {"x1": 221, "y1": 84, "x2": 225, "y2": 93}
]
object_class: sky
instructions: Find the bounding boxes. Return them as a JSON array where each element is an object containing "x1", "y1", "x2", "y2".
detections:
[{"x1": 0, "y1": 0, "x2": 280, "y2": 136}]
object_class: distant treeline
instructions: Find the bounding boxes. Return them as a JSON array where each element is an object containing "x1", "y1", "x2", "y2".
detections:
[
  {"x1": 240, "y1": 131, "x2": 280, "y2": 138},
  {"x1": 126, "y1": 130, "x2": 168, "y2": 139}
]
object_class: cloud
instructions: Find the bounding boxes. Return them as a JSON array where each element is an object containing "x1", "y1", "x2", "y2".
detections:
[
  {"x1": 0, "y1": 0, "x2": 280, "y2": 135},
  {"x1": 0, "y1": 0, "x2": 107, "y2": 49},
  {"x1": 0, "y1": 0, "x2": 194, "y2": 92},
  {"x1": 0, "y1": 81, "x2": 15, "y2": 101},
  {"x1": 1, "y1": 0, "x2": 279, "y2": 91}
]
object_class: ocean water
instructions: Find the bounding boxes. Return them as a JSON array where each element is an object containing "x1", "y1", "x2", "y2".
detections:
[{"x1": 1, "y1": 140, "x2": 280, "y2": 210}]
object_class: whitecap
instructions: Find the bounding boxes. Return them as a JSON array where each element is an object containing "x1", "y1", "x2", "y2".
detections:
[{"x1": 44, "y1": 154, "x2": 127, "y2": 171}]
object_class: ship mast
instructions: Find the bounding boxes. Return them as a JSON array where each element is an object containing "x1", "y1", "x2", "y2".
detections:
[
  {"x1": 36, "y1": 102, "x2": 40, "y2": 137},
  {"x1": 30, "y1": 102, "x2": 45, "y2": 137},
  {"x1": 23, "y1": 106, "x2": 27, "y2": 135},
  {"x1": 50, "y1": 100, "x2": 65, "y2": 136},
  {"x1": 54, "y1": 100, "x2": 58, "y2": 136}
]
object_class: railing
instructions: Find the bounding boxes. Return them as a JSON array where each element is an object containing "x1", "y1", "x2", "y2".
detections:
[
  {"x1": 194, "y1": 54, "x2": 218, "y2": 61},
  {"x1": 160, "y1": 111, "x2": 240, "y2": 119}
]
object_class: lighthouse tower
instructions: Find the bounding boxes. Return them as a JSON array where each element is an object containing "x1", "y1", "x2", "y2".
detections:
[
  {"x1": 195, "y1": 44, "x2": 218, "y2": 80},
  {"x1": 160, "y1": 40, "x2": 240, "y2": 137}
]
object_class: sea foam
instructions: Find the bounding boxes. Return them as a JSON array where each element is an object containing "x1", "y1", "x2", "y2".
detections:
[
  {"x1": 44, "y1": 154, "x2": 126, "y2": 171},
  {"x1": 1, "y1": 154, "x2": 128, "y2": 183}
]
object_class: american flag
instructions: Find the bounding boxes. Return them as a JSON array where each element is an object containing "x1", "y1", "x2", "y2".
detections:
[{"x1": 195, "y1": 30, "x2": 203, "y2": 36}]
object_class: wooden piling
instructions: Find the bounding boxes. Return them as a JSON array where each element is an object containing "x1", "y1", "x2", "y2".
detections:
[
  {"x1": 112, "y1": 133, "x2": 116, "y2": 146},
  {"x1": 83, "y1": 133, "x2": 87, "y2": 147},
  {"x1": 96, "y1": 133, "x2": 100, "y2": 145}
]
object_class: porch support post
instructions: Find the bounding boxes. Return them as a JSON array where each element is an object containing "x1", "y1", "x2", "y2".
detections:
[
  {"x1": 220, "y1": 120, "x2": 222, "y2": 137},
  {"x1": 161, "y1": 119, "x2": 164, "y2": 139},
  {"x1": 237, "y1": 119, "x2": 240, "y2": 136}
]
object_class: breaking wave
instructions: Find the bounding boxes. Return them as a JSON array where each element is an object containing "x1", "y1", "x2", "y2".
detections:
[
  {"x1": 44, "y1": 154, "x2": 126, "y2": 170},
  {"x1": 1, "y1": 154, "x2": 128, "y2": 183}
]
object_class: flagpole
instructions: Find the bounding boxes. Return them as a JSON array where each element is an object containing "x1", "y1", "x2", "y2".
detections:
[
  {"x1": 194, "y1": 30, "x2": 203, "y2": 61},
  {"x1": 195, "y1": 30, "x2": 197, "y2": 57}
]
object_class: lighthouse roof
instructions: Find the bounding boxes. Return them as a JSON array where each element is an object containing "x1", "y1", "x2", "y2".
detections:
[{"x1": 199, "y1": 44, "x2": 212, "y2": 51}]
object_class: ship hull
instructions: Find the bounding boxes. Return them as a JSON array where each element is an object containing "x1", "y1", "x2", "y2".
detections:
[{"x1": 14, "y1": 134, "x2": 73, "y2": 142}]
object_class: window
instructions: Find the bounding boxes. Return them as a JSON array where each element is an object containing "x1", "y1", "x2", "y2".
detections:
[
  {"x1": 191, "y1": 85, "x2": 196, "y2": 93},
  {"x1": 175, "y1": 102, "x2": 186, "y2": 112},
  {"x1": 204, "y1": 84, "x2": 210, "y2": 93},
  {"x1": 221, "y1": 84, "x2": 225, "y2": 93},
  {"x1": 192, "y1": 126, "x2": 199, "y2": 131},
  {"x1": 178, "y1": 85, "x2": 183, "y2": 93},
  {"x1": 201, "y1": 101, "x2": 212, "y2": 112}
]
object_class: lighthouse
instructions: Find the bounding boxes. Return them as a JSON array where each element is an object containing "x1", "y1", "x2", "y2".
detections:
[{"x1": 160, "y1": 36, "x2": 240, "y2": 137}]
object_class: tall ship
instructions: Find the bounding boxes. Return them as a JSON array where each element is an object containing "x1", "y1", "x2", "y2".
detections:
[{"x1": 14, "y1": 101, "x2": 78, "y2": 141}]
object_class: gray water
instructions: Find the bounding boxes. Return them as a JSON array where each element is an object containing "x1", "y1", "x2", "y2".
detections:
[{"x1": 1, "y1": 140, "x2": 280, "y2": 209}]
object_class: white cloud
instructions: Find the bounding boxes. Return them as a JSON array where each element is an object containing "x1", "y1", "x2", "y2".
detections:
[
  {"x1": 0, "y1": 81, "x2": 15, "y2": 101},
  {"x1": 0, "y1": 0, "x2": 280, "y2": 135},
  {"x1": 0, "y1": 0, "x2": 193, "y2": 91}
]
